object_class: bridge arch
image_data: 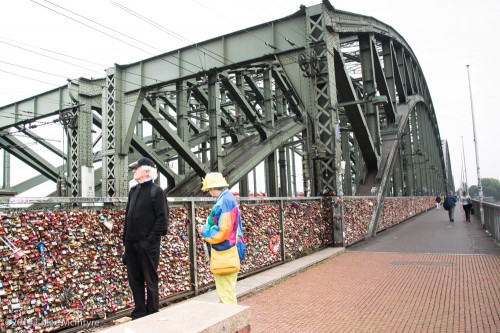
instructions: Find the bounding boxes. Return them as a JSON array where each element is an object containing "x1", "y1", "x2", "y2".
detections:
[{"x1": 0, "y1": 0, "x2": 452, "y2": 206}]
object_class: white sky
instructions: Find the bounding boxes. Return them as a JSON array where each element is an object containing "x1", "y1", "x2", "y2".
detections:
[{"x1": 1, "y1": 0, "x2": 499, "y2": 192}]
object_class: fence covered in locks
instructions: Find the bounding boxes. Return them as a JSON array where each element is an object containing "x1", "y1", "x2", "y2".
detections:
[{"x1": 0, "y1": 195, "x2": 433, "y2": 332}]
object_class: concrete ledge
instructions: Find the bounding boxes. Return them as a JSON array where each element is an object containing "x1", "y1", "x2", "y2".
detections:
[{"x1": 99, "y1": 301, "x2": 250, "y2": 333}]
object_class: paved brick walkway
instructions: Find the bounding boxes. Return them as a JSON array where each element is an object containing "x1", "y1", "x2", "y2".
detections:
[
  {"x1": 240, "y1": 209, "x2": 500, "y2": 333},
  {"x1": 240, "y1": 252, "x2": 499, "y2": 332}
]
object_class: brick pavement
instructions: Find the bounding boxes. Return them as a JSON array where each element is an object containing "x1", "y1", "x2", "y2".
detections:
[
  {"x1": 240, "y1": 208, "x2": 500, "y2": 333},
  {"x1": 240, "y1": 252, "x2": 500, "y2": 333}
]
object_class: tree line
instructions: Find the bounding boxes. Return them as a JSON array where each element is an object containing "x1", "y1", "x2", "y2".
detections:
[{"x1": 468, "y1": 178, "x2": 500, "y2": 201}]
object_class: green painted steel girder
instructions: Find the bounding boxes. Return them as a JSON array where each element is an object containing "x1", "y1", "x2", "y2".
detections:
[
  {"x1": 0, "y1": 135, "x2": 59, "y2": 181},
  {"x1": 141, "y1": 99, "x2": 206, "y2": 176},
  {"x1": 334, "y1": 48, "x2": 379, "y2": 170},
  {"x1": 220, "y1": 76, "x2": 267, "y2": 140}
]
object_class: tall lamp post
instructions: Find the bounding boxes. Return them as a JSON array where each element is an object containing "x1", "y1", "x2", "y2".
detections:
[{"x1": 466, "y1": 65, "x2": 484, "y2": 226}]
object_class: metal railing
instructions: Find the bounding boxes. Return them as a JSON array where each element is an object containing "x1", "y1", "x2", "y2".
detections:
[
  {"x1": 0, "y1": 195, "x2": 434, "y2": 332},
  {"x1": 472, "y1": 199, "x2": 500, "y2": 243}
]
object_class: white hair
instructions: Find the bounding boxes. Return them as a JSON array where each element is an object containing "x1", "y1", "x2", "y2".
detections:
[{"x1": 141, "y1": 165, "x2": 158, "y2": 181}]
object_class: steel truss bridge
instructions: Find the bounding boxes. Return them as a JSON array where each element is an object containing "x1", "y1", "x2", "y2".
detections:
[{"x1": 0, "y1": 0, "x2": 454, "y2": 234}]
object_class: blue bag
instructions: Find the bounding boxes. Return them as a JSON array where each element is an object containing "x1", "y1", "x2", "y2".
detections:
[{"x1": 237, "y1": 239, "x2": 246, "y2": 262}]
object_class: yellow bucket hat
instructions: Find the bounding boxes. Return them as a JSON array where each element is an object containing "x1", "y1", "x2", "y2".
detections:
[{"x1": 201, "y1": 172, "x2": 229, "y2": 191}]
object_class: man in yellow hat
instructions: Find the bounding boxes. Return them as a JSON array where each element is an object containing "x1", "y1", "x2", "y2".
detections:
[{"x1": 199, "y1": 172, "x2": 245, "y2": 304}]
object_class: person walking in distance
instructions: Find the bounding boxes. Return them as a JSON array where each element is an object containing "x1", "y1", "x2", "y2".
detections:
[
  {"x1": 123, "y1": 157, "x2": 169, "y2": 319},
  {"x1": 435, "y1": 194, "x2": 442, "y2": 209},
  {"x1": 460, "y1": 190, "x2": 473, "y2": 222},
  {"x1": 444, "y1": 191, "x2": 457, "y2": 222}
]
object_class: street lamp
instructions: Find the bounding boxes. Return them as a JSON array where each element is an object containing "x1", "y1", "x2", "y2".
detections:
[{"x1": 466, "y1": 65, "x2": 484, "y2": 226}]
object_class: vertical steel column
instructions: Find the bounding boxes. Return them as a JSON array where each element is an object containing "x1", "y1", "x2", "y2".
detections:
[
  {"x1": 236, "y1": 74, "x2": 249, "y2": 195},
  {"x1": 266, "y1": 152, "x2": 277, "y2": 196},
  {"x1": 403, "y1": 121, "x2": 415, "y2": 196},
  {"x1": 392, "y1": 147, "x2": 404, "y2": 196},
  {"x1": 279, "y1": 147, "x2": 287, "y2": 197},
  {"x1": 340, "y1": 113, "x2": 352, "y2": 195},
  {"x1": 286, "y1": 147, "x2": 292, "y2": 196},
  {"x1": 410, "y1": 109, "x2": 421, "y2": 195},
  {"x1": 66, "y1": 108, "x2": 79, "y2": 197},
  {"x1": 424, "y1": 112, "x2": 436, "y2": 194},
  {"x1": 177, "y1": 81, "x2": 188, "y2": 177},
  {"x1": 434, "y1": 126, "x2": 443, "y2": 194},
  {"x1": 417, "y1": 106, "x2": 427, "y2": 194},
  {"x1": 207, "y1": 71, "x2": 222, "y2": 172},
  {"x1": 264, "y1": 70, "x2": 277, "y2": 196},
  {"x1": 353, "y1": 139, "x2": 362, "y2": 195},
  {"x1": 419, "y1": 105, "x2": 430, "y2": 195},
  {"x1": 152, "y1": 99, "x2": 161, "y2": 186},
  {"x1": 102, "y1": 67, "x2": 128, "y2": 197},
  {"x1": 77, "y1": 101, "x2": 95, "y2": 195},
  {"x1": 263, "y1": 70, "x2": 274, "y2": 126},
  {"x1": 305, "y1": 5, "x2": 342, "y2": 195},
  {"x1": 286, "y1": 147, "x2": 296, "y2": 196},
  {"x1": 423, "y1": 108, "x2": 433, "y2": 194},
  {"x1": 2, "y1": 150, "x2": 10, "y2": 189}
]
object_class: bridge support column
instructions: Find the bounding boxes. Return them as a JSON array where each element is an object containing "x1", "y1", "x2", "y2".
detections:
[
  {"x1": 393, "y1": 148, "x2": 404, "y2": 196},
  {"x1": 340, "y1": 113, "x2": 352, "y2": 195},
  {"x1": 279, "y1": 147, "x2": 288, "y2": 197},
  {"x1": 208, "y1": 71, "x2": 223, "y2": 172},
  {"x1": 177, "y1": 81, "x2": 188, "y2": 177},
  {"x1": 410, "y1": 109, "x2": 422, "y2": 195},
  {"x1": 303, "y1": 5, "x2": 342, "y2": 195},
  {"x1": 2, "y1": 151, "x2": 10, "y2": 189},
  {"x1": 102, "y1": 67, "x2": 130, "y2": 197},
  {"x1": 402, "y1": 121, "x2": 415, "y2": 196}
]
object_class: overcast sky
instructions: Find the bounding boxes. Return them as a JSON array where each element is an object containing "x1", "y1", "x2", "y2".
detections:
[{"x1": 1, "y1": 0, "x2": 499, "y2": 192}]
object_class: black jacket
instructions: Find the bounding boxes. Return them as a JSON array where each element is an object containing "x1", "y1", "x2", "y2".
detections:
[{"x1": 123, "y1": 180, "x2": 168, "y2": 242}]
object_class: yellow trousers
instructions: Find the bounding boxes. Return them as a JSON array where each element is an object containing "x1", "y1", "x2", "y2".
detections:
[{"x1": 213, "y1": 272, "x2": 238, "y2": 304}]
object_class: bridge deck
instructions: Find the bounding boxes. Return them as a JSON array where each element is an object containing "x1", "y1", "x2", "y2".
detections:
[{"x1": 105, "y1": 207, "x2": 500, "y2": 333}]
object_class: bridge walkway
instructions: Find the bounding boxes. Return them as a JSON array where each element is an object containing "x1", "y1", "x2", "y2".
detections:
[{"x1": 238, "y1": 206, "x2": 500, "y2": 333}]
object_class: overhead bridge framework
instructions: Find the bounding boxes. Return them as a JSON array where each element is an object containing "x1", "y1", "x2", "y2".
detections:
[{"x1": 0, "y1": 0, "x2": 454, "y2": 235}]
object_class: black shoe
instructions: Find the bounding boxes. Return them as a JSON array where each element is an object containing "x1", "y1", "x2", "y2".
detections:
[{"x1": 452, "y1": 219, "x2": 454, "y2": 222}]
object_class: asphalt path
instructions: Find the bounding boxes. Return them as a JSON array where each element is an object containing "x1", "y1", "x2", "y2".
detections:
[{"x1": 348, "y1": 206, "x2": 500, "y2": 255}]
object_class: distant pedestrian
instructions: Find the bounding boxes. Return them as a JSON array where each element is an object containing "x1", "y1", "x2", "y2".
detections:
[
  {"x1": 460, "y1": 190, "x2": 473, "y2": 222},
  {"x1": 444, "y1": 191, "x2": 457, "y2": 222},
  {"x1": 435, "y1": 195, "x2": 442, "y2": 209}
]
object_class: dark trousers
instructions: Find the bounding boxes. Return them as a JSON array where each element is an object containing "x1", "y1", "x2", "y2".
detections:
[
  {"x1": 448, "y1": 206, "x2": 455, "y2": 221},
  {"x1": 125, "y1": 239, "x2": 161, "y2": 319},
  {"x1": 463, "y1": 204, "x2": 472, "y2": 222}
]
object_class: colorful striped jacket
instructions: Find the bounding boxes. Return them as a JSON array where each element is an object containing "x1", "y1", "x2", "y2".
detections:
[{"x1": 201, "y1": 189, "x2": 243, "y2": 252}]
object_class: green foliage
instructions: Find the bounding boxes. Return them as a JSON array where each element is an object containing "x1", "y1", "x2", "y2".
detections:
[
  {"x1": 470, "y1": 178, "x2": 500, "y2": 200},
  {"x1": 482, "y1": 178, "x2": 500, "y2": 201},
  {"x1": 468, "y1": 185, "x2": 479, "y2": 196}
]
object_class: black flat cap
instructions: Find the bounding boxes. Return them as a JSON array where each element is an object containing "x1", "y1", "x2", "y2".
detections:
[{"x1": 128, "y1": 156, "x2": 156, "y2": 169}]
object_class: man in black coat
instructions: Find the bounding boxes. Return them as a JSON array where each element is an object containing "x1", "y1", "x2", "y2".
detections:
[{"x1": 123, "y1": 156, "x2": 168, "y2": 319}]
